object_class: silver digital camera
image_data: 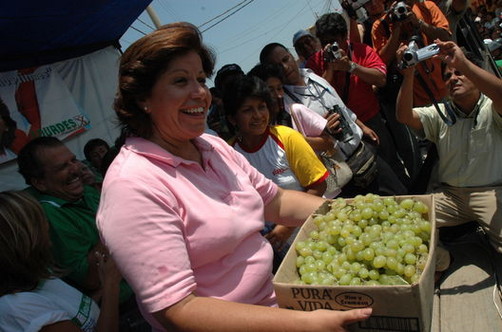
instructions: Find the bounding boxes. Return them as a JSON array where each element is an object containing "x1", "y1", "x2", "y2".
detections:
[
  {"x1": 400, "y1": 41, "x2": 440, "y2": 68},
  {"x1": 393, "y1": 1, "x2": 409, "y2": 21},
  {"x1": 324, "y1": 42, "x2": 342, "y2": 62}
]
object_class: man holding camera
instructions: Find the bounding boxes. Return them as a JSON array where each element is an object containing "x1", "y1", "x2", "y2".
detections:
[
  {"x1": 306, "y1": 12, "x2": 410, "y2": 189},
  {"x1": 372, "y1": 0, "x2": 451, "y2": 107},
  {"x1": 396, "y1": 39, "x2": 502, "y2": 253}
]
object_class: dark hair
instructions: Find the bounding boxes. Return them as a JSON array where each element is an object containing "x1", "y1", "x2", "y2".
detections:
[
  {"x1": 0, "y1": 98, "x2": 17, "y2": 151},
  {"x1": 0, "y1": 191, "x2": 58, "y2": 296},
  {"x1": 214, "y1": 63, "x2": 244, "y2": 92},
  {"x1": 17, "y1": 137, "x2": 63, "y2": 185},
  {"x1": 223, "y1": 75, "x2": 276, "y2": 119},
  {"x1": 247, "y1": 63, "x2": 286, "y2": 83},
  {"x1": 315, "y1": 12, "x2": 348, "y2": 42},
  {"x1": 83, "y1": 138, "x2": 109, "y2": 161},
  {"x1": 259, "y1": 42, "x2": 288, "y2": 64},
  {"x1": 114, "y1": 22, "x2": 216, "y2": 139}
]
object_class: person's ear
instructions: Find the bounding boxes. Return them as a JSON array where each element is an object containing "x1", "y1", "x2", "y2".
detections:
[
  {"x1": 31, "y1": 177, "x2": 48, "y2": 192},
  {"x1": 137, "y1": 100, "x2": 151, "y2": 114}
]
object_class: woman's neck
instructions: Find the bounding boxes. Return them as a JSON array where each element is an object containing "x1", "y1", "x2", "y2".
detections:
[
  {"x1": 150, "y1": 136, "x2": 202, "y2": 165},
  {"x1": 239, "y1": 130, "x2": 268, "y2": 150}
]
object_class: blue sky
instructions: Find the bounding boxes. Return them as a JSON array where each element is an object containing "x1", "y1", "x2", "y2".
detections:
[{"x1": 120, "y1": 0, "x2": 343, "y2": 86}]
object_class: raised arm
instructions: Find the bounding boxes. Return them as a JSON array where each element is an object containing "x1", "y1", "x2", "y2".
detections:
[
  {"x1": 436, "y1": 40, "x2": 502, "y2": 114},
  {"x1": 395, "y1": 45, "x2": 424, "y2": 131}
]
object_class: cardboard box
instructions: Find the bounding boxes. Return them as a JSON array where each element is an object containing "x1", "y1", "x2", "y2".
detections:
[{"x1": 273, "y1": 195, "x2": 437, "y2": 332}]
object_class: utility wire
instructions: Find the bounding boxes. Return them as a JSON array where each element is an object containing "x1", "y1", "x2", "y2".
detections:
[
  {"x1": 129, "y1": 25, "x2": 148, "y2": 36},
  {"x1": 136, "y1": 17, "x2": 156, "y2": 31},
  {"x1": 199, "y1": 0, "x2": 255, "y2": 33},
  {"x1": 198, "y1": 0, "x2": 253, "y2": 29}
]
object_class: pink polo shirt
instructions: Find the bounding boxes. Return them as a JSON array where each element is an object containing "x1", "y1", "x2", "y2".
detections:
[{"x1": 97, "y1": 135, "x2": 279, "y2": 329}]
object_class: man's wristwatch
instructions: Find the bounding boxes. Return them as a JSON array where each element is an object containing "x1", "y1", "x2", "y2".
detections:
[{"x1": 348, "y1": 61, "x2": 357, "y2": 73}]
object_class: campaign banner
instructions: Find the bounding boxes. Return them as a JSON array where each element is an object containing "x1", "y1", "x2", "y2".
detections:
[{"x1": 0, "y1": 65, "x2": 90, "y2": 164}]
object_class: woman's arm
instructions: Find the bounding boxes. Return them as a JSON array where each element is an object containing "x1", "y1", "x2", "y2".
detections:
[
  {"x1": 154, "y1": 293, "x2": 372, "y2": 332},
  {"x1": 264, "y1": 187, "x2": 326, "y2": 227}
]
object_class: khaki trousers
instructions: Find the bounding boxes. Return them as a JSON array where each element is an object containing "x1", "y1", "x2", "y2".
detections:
[{"x1": 433, "y1": 185, "x2": 502, "y2": 253}]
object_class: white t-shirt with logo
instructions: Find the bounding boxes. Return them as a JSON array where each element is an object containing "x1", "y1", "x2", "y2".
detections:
[{"x1": 0, "y1": 278, "x2": 100, "y2": 332}]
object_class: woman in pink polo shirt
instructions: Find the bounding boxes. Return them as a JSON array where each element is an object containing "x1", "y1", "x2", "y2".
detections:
[{"x1": 96, "y1": 22, "x2": 371, "y2": 331}]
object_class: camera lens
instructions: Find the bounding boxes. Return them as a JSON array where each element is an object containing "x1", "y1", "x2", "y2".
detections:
[
  {"x1": 397, "y1": 6, "x2": 405, "y2": 13},
  {"x1": 403, "y1": 52, "x2": 413, "y2": 62}
]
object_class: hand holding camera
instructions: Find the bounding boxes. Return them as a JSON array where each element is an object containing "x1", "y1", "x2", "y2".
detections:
[
  {"x1": 325, "y1": 105, "x2": 354, "y2": 143},
  {"x1": 323, "y1": 42, "x2": 343, "y2": 62},
  {"x1": 398, "y1": 39, "x2": 440, "y2": 69}
]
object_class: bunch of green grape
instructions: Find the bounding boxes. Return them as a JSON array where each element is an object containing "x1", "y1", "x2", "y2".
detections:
[{"x1": 294, "y1": 194, "x2": 432, "y2": 286}]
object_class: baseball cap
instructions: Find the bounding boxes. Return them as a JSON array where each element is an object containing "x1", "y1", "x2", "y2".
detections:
[{"x1": 293, "y1": 30, "x2": 314, "y2": 46}]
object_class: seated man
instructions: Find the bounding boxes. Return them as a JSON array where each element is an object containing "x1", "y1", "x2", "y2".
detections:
[
  {"x1": 17, "y1": 137, "x2": 147, "y2": 330},
  {"x1": 396, "y1": 40, "x2": 502, "y2": 253}
]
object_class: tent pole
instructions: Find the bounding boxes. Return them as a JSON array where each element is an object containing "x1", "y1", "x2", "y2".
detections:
[{"x1": 146, "y1": 5, "x2": 162, "y2": 29}]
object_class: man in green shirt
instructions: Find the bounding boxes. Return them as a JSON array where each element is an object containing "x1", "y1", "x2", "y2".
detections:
[{"x1": 17, "y1": 137, "x2": 132, "y2": 303}]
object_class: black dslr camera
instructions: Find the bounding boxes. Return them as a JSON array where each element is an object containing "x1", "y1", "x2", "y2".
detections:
[
  {"x1": 327, "y1": 105, "x2": 354, "y2": 143},
  {"x1": 324, "y1": 42, "x2": 342, "y2": 62}
]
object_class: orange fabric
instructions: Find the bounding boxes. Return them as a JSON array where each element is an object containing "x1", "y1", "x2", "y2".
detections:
[{"x1": 372, "y1": 1, "x2": 450, "y2": 106}]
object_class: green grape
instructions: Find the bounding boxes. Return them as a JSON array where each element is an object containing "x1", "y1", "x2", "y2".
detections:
[
  {"x1": 400, "y1": 198, "x2": 415, "y2": 210},
  {"x1": 312, "y1": 249, "x2": 323, "y2": 260},
  {"x1": 309, "y1": 230, "x2": 320, "y2": 240},
  {"x1": 295, "y1": 241, "x2": 307, "y2": 251},
  {"x1": 296, "y1": 255, "x2": 305, "y2": 268},
  {"x1": 404, "y1": 265, "x2": 416, "y2": 278},
  {"x1": 350, "y1": 277, "x2": 363, "y2": 285},
  {"x1": 373, "y1": 255, "x2": 387, "y2": 268},
  {"x1": 339, "y1": 274, "x2": 353, "y2": 285},
  {"x1": 321, "y1": 251, "x2": 334, "y2": 264},
  {"x1": 298, "y1": 247, "x2": 313, "y2": 257},
  {"x1": 404, "y1": 253, "x2": 417, "y2": 265},
  {"x1": 316, "y1": 240, "x2": 329, "y2": 252},
  {"x1": 383, "y1": 197, "x2": 396, "y2": 206},
  {"x1": 362, "y1": 248, "x2": 375, "y2": 261},
  {"x1": 359, "y1": 267, "x2": 369, "y2": 279},
  {"x1": 365, "y1": 280, "x2": 380, "y2": 285},
  {"x1": 315, "y1": 260, "x2": 326, "y2": 271},
  {"x1": 368, "y1": 269, "x2": 380, "y2": 280},
  {"x1": 358, "y1": 219, "x2": 369, "y2": 229},
  {"x1": 386, "y1": 257, "x2": 398, "y2": 270},
  {"x1": 361, "y1": 207, "x2": 374, "y2": 220},
  {"x1": 350, "y1": 262, "x2": 362, "y2": 274},
  {"x1": 418, "y1": 244, "x2": 428, "y2": 254}
]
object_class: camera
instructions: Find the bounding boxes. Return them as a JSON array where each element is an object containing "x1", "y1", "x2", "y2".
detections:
[
  {"x1": 327, "y1": 105, "x2": 354, "y2": 143},
  {"x1": 392, "y1": 1, "x2": 409, "y2": 21},
  {"x1": 324, "y1": 42, "x2": 342, "y2": 62},
  {"x1": 342, "y1": 0, "x2": 370, "y2": 22},
  {"x1": 349, "y1": 0, "x2": 370, "y2": 10},
  {"x1": 399, "y1": 41, "x2": 440, "y2": 69}
]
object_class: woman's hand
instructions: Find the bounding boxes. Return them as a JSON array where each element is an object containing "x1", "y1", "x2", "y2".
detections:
[
  {"x1": 265, "y1": 225, "x2": 295, "y2": 251},
  {"x1": 308, "y1": 308, "x2": 373, "y2": 332}
]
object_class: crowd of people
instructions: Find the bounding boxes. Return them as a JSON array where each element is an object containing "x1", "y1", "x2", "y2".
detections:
[{"x1": 1, "y1": 1, "x2": 501, "y2": 331}]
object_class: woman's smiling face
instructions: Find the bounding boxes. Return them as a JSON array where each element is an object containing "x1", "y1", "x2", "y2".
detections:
[
  {"x1": 231, "y1": 96, "x2": 270, "y2": 137},
  {"x1": 143, "y1": 51, "x2": 211, "y2": 143}
]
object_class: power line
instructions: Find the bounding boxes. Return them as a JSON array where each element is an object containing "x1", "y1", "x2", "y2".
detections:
[
  {"x1": 198, "y1": 0, "x2": 253, "y2": 29},
  {"x1": 136, "y1": 17, "x2": 156, "y2": 31},
  {"x1": 128, "y1": 24, "x2": 148, "y2": 36},
  {"x1": 199, "y1": 0, "x2": 255, "y2": 33}
]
